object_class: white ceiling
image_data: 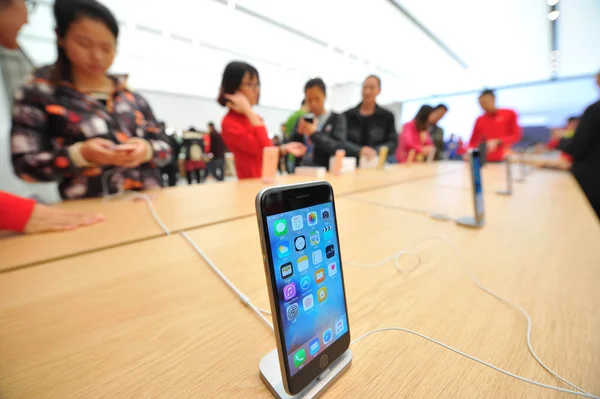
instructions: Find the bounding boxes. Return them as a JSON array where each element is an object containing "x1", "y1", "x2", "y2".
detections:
[{"x1": 19, "y1": 0, "x2": 600, "y2": 110}]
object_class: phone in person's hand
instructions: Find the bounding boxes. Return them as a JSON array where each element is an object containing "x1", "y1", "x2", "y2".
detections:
[
  {"x1": 303, "y1": 113, "x2": 315, "y2": 124},
  {"x1": 115, "y1": 144, "x2": 137, "y2": 152},
  {"x1": 255, "y1": 182, "x2": 351, "y2": 395}
]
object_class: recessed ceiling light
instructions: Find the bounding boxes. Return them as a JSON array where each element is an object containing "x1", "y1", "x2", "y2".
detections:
[
  {"x1": 547, "y1": 0, "x2": 559, "y2": 6},
  {"x1": 548, "y1": 10, "x2": 560, "y2": 20}
]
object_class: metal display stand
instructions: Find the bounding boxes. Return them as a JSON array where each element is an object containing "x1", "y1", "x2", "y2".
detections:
[
  {"x1": 496, "y1": 158, "x2": 513, "y2": 196},
  {"x1": 455, "y1": 216, "x2": 485, "y2": 229}
]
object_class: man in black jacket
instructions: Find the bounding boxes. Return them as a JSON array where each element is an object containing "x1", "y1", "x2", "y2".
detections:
[
  {"x1": 559, "y1": 72, "x2": 600, "y2": 219},
  {"x1": 343, "y1": 75, "x2": 397, "y2": 163}
]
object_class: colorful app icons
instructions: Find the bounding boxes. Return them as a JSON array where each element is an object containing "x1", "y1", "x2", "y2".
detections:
[
  {"x1": 283, "y1": 282, "x2": 296, "y2": 301},
  {"x1": 326, "y1": 244, "x2": 335, "y2": 259},
  {"x1": 335, "y1": 319, "x2": 344, "y2": 335},
  {"x1": 323, "y1": 329, "x2": 332, "y2": 345},
  {"x1": 294, "y1": 348, "x2": 306, "y2": 368},
  {"x1": 317, "y1": 286, "x2": 328, "y2": 302},
  {"x1": 309, "y1": 337, "x2": 320, "y2": 356},
  {"x1": 291, "y1": 215, "x2": 304, "y2": 231},
  {"x1": 286, "y1": 303, "x2": 299, "y2": 321},
  {"x1": 280, "y1": 262, "x2": 293, "y2": 279},
  {"x1": 297, "y1": 255, "x2": 309, "y2": 272},
  {"x1": 321, "y1": 208, "x2": 331, "y2": 220},
  {"x1": 303, "y1": 294, "x2": 314, "y2": 311},
  {"x1": 309, "y1": 231, "x2": 320, "y2": 246},
  {"x1": 277, "y1": 241, "x2": 290, "y2": 258},
  {"x1": 312, "y1": 249, "x2": 323, "y2": 265},
  {"x1": 294, "y1": 236, "x2": 306, "y2": 252},
  {"x1": 307, "y1": 211, "x2": 318, "y2": 227},
  {"x1": 323, "y1": 226, "x2": 333, "y2": 241},
  {"x1": 327, "y1": 262, "x2": 337, "y2": 277},
  {"x1": 314, "y1": 269, "x2": 325, "y2": 284},
  {"x1": 274, "y1": 219, "x2": 288, "y2": 237},
  {"x1": 300, "y1": 276, "x2": 311, "y2": 291}
]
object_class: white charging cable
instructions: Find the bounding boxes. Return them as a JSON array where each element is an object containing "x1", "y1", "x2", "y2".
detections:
[
  {"x1": 179, "y1": 231, "x2": 273, "y2": 330},
  {"x1": 351, "y1": 327, "x2": 599, "y2": 399},
  {"x1": 132, "y1": 193, "x2": 171, "y2": 236},
  {"x1": 136, "y1": 198, "x2": 597, "y2": 398},
  {"x1": 345, "y1": 250, "x2": 421, "y2": 274}
]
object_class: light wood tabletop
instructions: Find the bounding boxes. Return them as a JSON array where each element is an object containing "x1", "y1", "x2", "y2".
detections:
[
  {"x1": 1, "y1": 182, "x2": 598, "y2": 398},
  {"x1": 0, "y1": 162, "x2": 461, "y2": 272}
]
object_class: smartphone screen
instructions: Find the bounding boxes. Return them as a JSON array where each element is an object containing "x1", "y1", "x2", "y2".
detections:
[
  {"x1": 471, "y1": 150, "x2": 485, "y2": 221},
  {"x1": 266, "y1": 202, "x2": 348, "y2": 375},
  {"x1": 258, "y1": 184, "x2": 350, "y2": 394}
]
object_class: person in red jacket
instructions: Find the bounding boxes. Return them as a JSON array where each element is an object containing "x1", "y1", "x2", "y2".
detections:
[
  {"x1": 218, "y1": 61, "x2": 305, "y2": 179},
  {"x1": 468, "y1": 89, "x2": 522, "y2": 162},
  {"x1": 0, "y1": 191, "x2": 104, "y2": 234}
]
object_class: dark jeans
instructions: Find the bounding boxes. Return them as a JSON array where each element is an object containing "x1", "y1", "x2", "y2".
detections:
[
  {"x1": 160, "y1": 162, "x2": 179, "y2": 187},
  {"x1": 207, "y1": 159, "x2": 225, "y2": 181},
  {"x1": 186, "y1": 169, "x2": 204, "y2": 185}
]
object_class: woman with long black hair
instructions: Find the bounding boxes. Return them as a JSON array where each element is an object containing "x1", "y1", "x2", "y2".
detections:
[
  {"x1": 218, "y1": 61, "x2": 305, "y2": 179},
  {"x1": 395, "y1": 105, "x2": 435, "y2": 163},
  {"x1": 11, "y1": 0, "x2": 172, "y2": 199}
]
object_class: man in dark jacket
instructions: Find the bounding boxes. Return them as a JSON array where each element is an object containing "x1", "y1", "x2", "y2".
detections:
[
  {"x1": 343, "y1": 75, "x2": 397, "y2": 163},
  {"x1": 559, "y1": 72, "x2": 600, "y2": 219}
]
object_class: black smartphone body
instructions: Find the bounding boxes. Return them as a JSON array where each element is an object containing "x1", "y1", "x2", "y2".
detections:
[
  {"x1": 478, "y1": 140, "x2": 487, "y2": 167},
  {"x1": 303, "y1": 113, "x2": 316, "y2": 124},
  {"x1": 470, "y1": 148, "x2": 485, "y2": 224},
  {"x1": 256, "y1": 182, "x2": 351, "y2": 395}
]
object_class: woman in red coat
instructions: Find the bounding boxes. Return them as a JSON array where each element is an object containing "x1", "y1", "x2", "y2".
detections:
[{"x1": 218, "y1": 62, "x2": 305, "y2": 179}]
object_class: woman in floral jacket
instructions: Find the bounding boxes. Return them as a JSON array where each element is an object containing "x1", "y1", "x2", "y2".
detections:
[{"x1": 11, "y1": 0, "x2": 171, "y2": 199}]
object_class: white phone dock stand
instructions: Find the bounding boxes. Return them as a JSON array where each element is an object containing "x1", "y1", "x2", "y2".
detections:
[{"x1": 259, "y1": 348, "x2": 353, "y2": 399}]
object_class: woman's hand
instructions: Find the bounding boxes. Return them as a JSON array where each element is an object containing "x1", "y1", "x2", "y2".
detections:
[
  {"x1": 114, "y1": 138, "x2": 151, "y2": 168},
  {"x1": 282, "y1": 142, "x2": 307, "y2": 157},
  {"x1": 80, "y1": 138, "x2": 121, "y2": 165},
  {"x1": 360, "y1": 146, "x2": 378, "y2": 160},
  {"x1": 224, "y1": 92, "x2": 252, "y2": 115},
  {"x1": 422, "y1": 145, "x2": 434, "y2": 155},
  {"x1": 24, "y1": 204, "x2": 105, "y2": 233}
]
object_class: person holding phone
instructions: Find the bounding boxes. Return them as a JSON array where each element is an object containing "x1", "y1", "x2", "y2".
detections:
[
  {"x1": 218, "y1": 61, "x2": 306, "y2": 179},
  {"x1": 288, "y1": 78, "x2": 347, "y2": 169},
  {"x1": 395, "y1": 105, "x2": 435, "y2": 163},
  {"x1": 10, "y1": 0, "x2": 172, "y2": 200}
]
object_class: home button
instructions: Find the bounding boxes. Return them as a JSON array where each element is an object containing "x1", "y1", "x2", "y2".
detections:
[{"x1": 319, "y1": 354, "x2": 330, "y2": 370}]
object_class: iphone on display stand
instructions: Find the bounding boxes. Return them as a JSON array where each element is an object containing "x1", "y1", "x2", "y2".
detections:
[
  {"x1": 377, "y1": 146, "x2": 388, "y2": 170},
  {"x1": 330, "y1": 149, "x2": 346, "y2": 175},
  {"x1": 256, "y1": 182, "x2": 352, "y2": 398},
  {"x1": 263, "y1": 147, "x2": 280, "y2": 183},
  {"x1": 456, "y1": 148, "x2": 485, "y2": 229},
  {"x1": 496, "y1": 156, "x2": 513, "y2": 196}
]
